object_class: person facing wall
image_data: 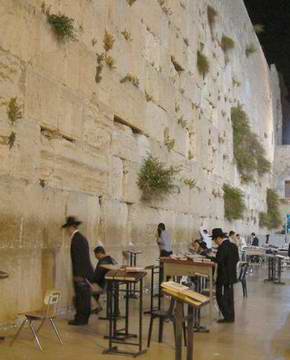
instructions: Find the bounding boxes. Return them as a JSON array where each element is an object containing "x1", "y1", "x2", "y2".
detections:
[
  {"x1": 62, "y1": 216, "x2": 94, "y2": 326},
  {"x1": 157, "y1": 223, "x2": 172, "y2": 257}
]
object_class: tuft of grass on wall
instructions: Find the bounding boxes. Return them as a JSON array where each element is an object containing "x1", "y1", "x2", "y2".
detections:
[
  {"x1": 137, "y1": 154, "x2": 180, "y2": 201},
  {"x1": 223, "y1": 184, "x2": 246, "y2": 222},
  {"x1": 231, "y1": 104, "x2": 271, "y2": 182},
  {"x1": 221, "y1": 35, "x2": 235, "y2": 52},
  {"x1": 47, "y1": 12, "x2": 77, "y2": 42},
  {"x1": 95, "y1": 53, "x2": 104, "y2": 83},
  {"x1": 104, "y1": 54, "x2": 116, "y2": 69},
  {"x1": 7, "y1": 97, "x2": 22, "y2": 124},
  {"x1": 164, "y1": 128, "x2": 175, "y2": 151},
  {"x1": 8, "y1": 131, "x2": 16, "y2": 149},
  {"x1": 253, "y1": 24, "x2": 265, "y2": 34},
  {"x1": 197, "y1": 50, "x2": 209, "y2": 78},
  {"x1": 121, "y1": 29, "x2": 132, "y2": 41},
  {"x1": 120, "y1": 73, "x2": 139, "y2": 87},
  {"x1": 245, "y1": 43, "x2": 257, "y2": 57},
  {"x1": 184, "y1": 178, "x2": 196, "y2": 189},
  {"x1": 103, "y1": 31, "x2": 115, "y2": 52},
  {"x1": 259, "y1": 189, "x2": 283, "y2": 229}
]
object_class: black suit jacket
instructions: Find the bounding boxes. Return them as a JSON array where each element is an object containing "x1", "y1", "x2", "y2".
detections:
[
  {"x1": 93, "y1": 255, "x2": 116, "y2": 288},
  {"x1": 70, "y1": 231, "x2": 94, "y2": 281},
  {"x1": 214, "y1": 239, "x2": 240, "y2": 285}
]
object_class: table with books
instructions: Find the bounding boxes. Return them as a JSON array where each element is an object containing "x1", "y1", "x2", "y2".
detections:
[
  {"x1": 160, "y1": 257, "x2": 215, "y2": 320},
  {"x1": 162, "y1": 282, "x2": 209, "y2": 360},
  {"x1": 103, "y1": 267, "x2": 147, "y2": 357}
]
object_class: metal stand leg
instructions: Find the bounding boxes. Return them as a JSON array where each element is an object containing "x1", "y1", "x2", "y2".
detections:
[
  {"x1": 49, "y1": 318, "x2": 63, "y2": 344},
  {"x1": 187, "y1": 305, "x2": 194, "y2": 360},
  {"x1": 28, "y1": 321, "x2": 43, "y2": 351},
  {"x1": 175, "y1": 301, "x2": 183, "y2": 360},
  {"x1": 10, "y1": 319, "x2": 28, "y2": 346}
]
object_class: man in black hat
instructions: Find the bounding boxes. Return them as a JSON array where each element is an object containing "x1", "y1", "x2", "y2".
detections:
[
  {"x1": 210, "y1": 228, "x2": 239, "y2": 323},
  {"x1": 62, "y1": 216, "x2": 94, "y2": 325}
]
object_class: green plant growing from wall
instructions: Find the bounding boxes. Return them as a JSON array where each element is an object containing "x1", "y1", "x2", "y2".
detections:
[
  {"x1": 7, "y1": 98, "x2": 22, "y2": 124},
  {"x1": 95, "y1": 53, "x2": 104, "y2": 83},
  {"x1": 231, "y1": 104, "x2": 271, "y2": 182},
  {"x1": 245, "y1": 43, "x2": 257, "y2": 57},
  {"x1": 223, "y1": 184, "x2": 246, "y2": 222},
  {"x1": 164, "y1": 128, "x2": 175, "y2": 151},
  {"x1": 145, "y1": 91, "x2": 153, "y2": 102},
  {"x1": 46, "y1": 12, "x2": 77, "y2": 42},
  {"x1": 127, "y1": 0, "x2": 137, "y2": 5},
  {"x1": 259, "y1": 189, "x2": 283, "y2": 229},
  {"x1": 104, "y1": 54, "x2": 116, "y2": 69},
  {"x1": 8, "y1": 131, "x2": 16, "y2": 149},
  {"x1": 121, "y1": 29, "x2": 132, "y2": 41},
  {"x1": 103, "y1": 31, "x2": 115, "y2": 51},
  {"x1": 232, "y1": 78, "x2": 241, "y2": 87},
  {"x1": 197, "y1": 50, "x2": 209, "y2": 78},
  {"x1": 184, "y1": 178, "x2": 196, "y2": 189},
  {"x1": 253, "y1": 24, "x2": 265, "y2": 34},
  {"x1": 137, "y1": 154, "x2": 180, "y2": 200},
  {"x1": 178, "y1": 116, "x2": 187, "y2": 128},
  {"x1": 188, "y1": 150, "x2": 194, "y2": 160},
  {"x1": 221, "y1": 35, "x2": 235, "y2": 52},
  {"x1": 120, "y1": 73, "x2": 139, "y2": 87}
]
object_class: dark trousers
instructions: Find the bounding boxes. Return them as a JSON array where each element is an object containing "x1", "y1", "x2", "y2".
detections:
[
  {"x1": 159, "y1": 250, "x2": 173, "y2": 282},
  {"x1": 216, "y1": 283, "x2": 235, "y2": 321},
  {"x1": 73, "y1": 280, "x2": 91, "y2": 323}
]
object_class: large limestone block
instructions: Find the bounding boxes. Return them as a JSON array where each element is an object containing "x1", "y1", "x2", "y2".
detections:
[
  {"x1": 110, "y1": 156, "x2": 123, "y2": 201},
  {"x1": 122, "y1": 160, "x2": 141, "y2": 204},
  {"x1": 145, "y1": 102, "x2": 169, "y2": 143},
  {"x1": 99, "y1": 199, "x2": 129, "y2": 259},
  {"x1": 0, "y1": 0, "x2": 41, "y2": 62}
]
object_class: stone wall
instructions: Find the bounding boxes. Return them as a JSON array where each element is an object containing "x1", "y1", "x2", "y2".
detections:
[{"x1": 0, "y1": 0, "x2": 275, "y2": 324}]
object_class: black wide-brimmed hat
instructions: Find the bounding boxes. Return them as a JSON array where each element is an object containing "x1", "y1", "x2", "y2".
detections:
[
  {"x1": 62, "y1": 216, "x2": 82, "y2": 228},
  {"x1": 210, "y1": 228, "x2": 227, "y2": 240}
]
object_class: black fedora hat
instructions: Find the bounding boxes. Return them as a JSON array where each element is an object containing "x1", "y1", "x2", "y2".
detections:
[
  {"x1": 62, "y1": 216, "x2": 82, "y2": 228},
  {"x1": 211, "y1": 228, "x2": 227, "y2": 240}
]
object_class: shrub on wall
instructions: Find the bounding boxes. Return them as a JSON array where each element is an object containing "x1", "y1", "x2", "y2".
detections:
[
  {"x1": 197, "y1": 51, "x2": 209, "y2": 78},
  {"x1": 259, "y1": 189, "x2": 283, "y2": 229},
  {"x1": 221, "y1": 35, "x2": 235, "y2": 52},
  {"x1": 7, "y1": 98, "x2": 22, "y2": 124},
  {"x1": 223, "y1": 184, "x2": 246, "y2": 222},
  {"x1": 137, "y1": 155, "x2": 180, "y2": 200},
  {"x1": 46, "y1": 12, "x2": 77, "y2": 42},
  {"x1": 231, "y1": 104, "x2": 271, "y2": 182}
]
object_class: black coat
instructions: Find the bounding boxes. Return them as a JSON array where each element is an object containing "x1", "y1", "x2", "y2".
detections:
[
  {"x1": 214, "y1": 239, "x2": 240, "y2": 285},
  {"x1": 70, "y1": 231, "x2": 94, "y2": 281},
  {"x1": 252, "y1": 237, "x2": 259, "y2": 246},
  {"x1": 93, "y1": 255, "x2": 116, "y2": 288}
]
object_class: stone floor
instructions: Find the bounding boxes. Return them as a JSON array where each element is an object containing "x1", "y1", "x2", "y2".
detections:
[{"x1": 1, "y1": 266, "x2": 290, "y2": 360}]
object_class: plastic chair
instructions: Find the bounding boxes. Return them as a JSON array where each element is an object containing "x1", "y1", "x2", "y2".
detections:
[
  {"x1": 147, "y1": 298, "x2": 187, "y2": 347},
  {"x1": 10, "y1": 290, "x2": 63, "y2": 351}
]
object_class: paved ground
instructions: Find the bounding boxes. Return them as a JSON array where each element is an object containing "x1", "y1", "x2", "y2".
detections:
[{"x1": 1, "y1": 265, "x2": 290, "y2": 359}]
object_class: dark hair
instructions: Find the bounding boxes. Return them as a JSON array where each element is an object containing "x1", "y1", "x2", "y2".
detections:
[
  {"x1": 194, "y1": 239, "x2": 201, "y2": 244},
  {"x1": 199, "y1": 241, "x2": 208, "y2": 250},
  {"x1": 229, "y1": 231, "x2": 235, "y2": 236},
  {"x1": 94, "y1": 246, "x2": 105, "y2": 254},
  {"x1": 158, "y1": 223, "x2": 166, "y2": 237},
  {"x1": 251, "y1": 232, "x2": 255, "y2": 236},
  {"x1": 158, "y1": 223, "x2": 166, "y2": 230}
]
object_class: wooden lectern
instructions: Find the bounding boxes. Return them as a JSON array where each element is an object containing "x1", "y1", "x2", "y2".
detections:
[{"x1": 162, "y1": 282, "x2": 209, "y2": 360}]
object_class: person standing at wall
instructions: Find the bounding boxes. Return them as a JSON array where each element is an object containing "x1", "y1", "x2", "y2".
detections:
[
  {"x1": 62, "y1": 216, "x2": 94, "y2": 326},
  {"x1": 209, "y1": 228, "x2": 239, "y2": 323},
  {"x1": 200, "y1": 226, "x2": 212, "y2": 249},
  {"x1": 157, "y1": 223, "x2": 173, "y2": 257},
  {"x1": 251, "y1": 232, "x2": 259, "y2": 246}
]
